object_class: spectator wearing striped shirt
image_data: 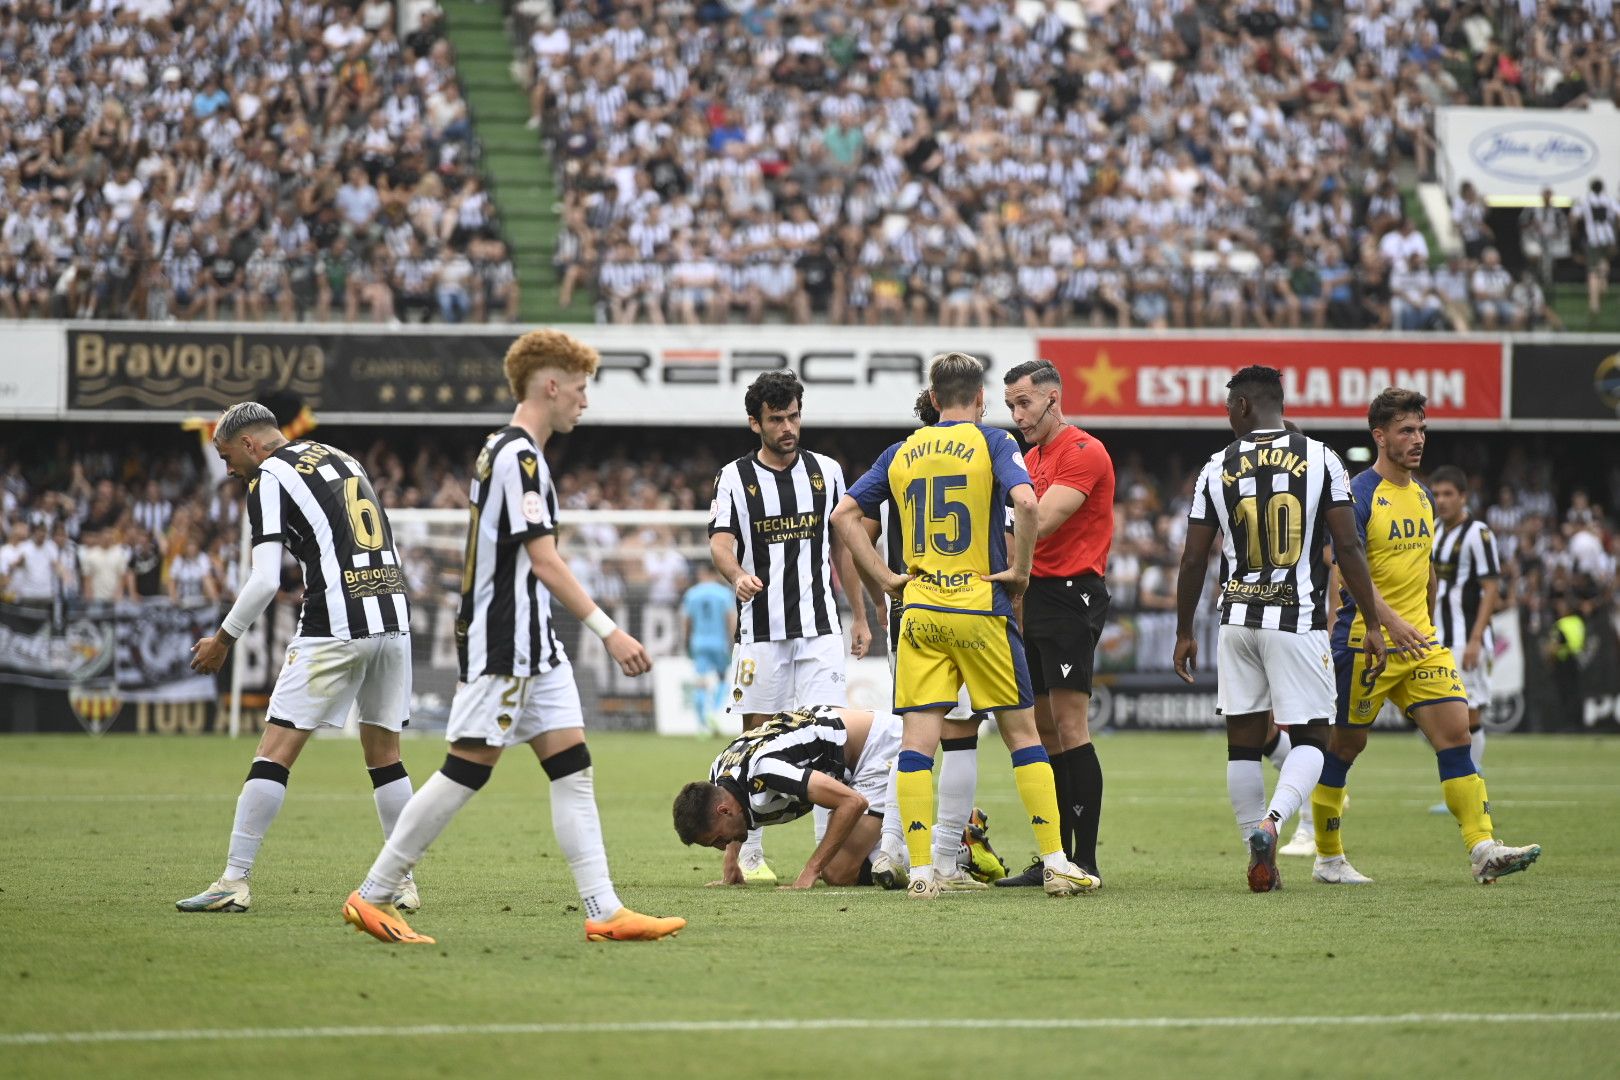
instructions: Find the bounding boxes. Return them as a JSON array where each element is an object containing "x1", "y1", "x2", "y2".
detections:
[{"x1": 1574, "y1": 178, "x2": 1620, "y2": 319}]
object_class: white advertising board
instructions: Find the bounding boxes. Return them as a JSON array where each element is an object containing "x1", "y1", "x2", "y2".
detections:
[{"x1": 1436, "y1": 104, "x2": 1620, "y2": 205}]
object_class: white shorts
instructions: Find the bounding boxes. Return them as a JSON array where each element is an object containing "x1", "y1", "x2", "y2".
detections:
[
  {"x1": 1460, "y1": 658, "x2": 1492, "y2": 710},
  {"x1": 267, "y1": 633, "x2": 411, "y2": 732},
  {"x1": 1215, "y1": 625, "x2": 1335, "y2": 725},
  {"x1": 851, "y1": 711, "x2": 904, "y2": 812},
  {"x1": 446, "y1": 663, "x2": 584, "y2": 747},
  {"x1": 886, "y1": 649, "x2": 975, "y2": 721},
  {"x1": 726, "y1": 635, "x2": 847, "y2": 715}
]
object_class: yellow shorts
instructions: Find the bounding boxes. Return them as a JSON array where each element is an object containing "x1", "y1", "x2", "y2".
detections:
[
  {"x1": 1335, "y1": 643, "x2": 1467, "y2": 726},
  {"x1": 894, "y1": 607, "x2": 1032, "y2": 714}
]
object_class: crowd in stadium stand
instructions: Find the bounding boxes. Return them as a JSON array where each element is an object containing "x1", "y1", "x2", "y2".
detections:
[
  {"x1": 0, "y1": 1, "x2": 517, "y2": 323},
  {"x1": 525, "y1": 0, "x2": 1617, "y2": 329},
  {"x1": 4, "y1": 435, "x2": 1616, "y2": 661}
]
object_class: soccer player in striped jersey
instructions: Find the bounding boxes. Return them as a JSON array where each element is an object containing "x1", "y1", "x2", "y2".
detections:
[
  {"x1": 834, "y1": 352, "x2": 1096, "y2": 899},
  {"x1": 343, "y1": 330, "x2": 685, "y2": 944},
  {"x1": 1311, "y1": 388, "x2": 1539, "y2": 886},
  {"x1": 672, "y1": 705, "x2": 906, "y2": 888},
  {"x1": 1426, "y1": 464, "x2": 1501, "y2": 813},
  {"x1": 1573, "y1": 178, "x2": 1620, "y2": 320},
  {"x1": 1175, "y1": 366, "x2": 1388, "y2": 891},
  {"x1": 708, "y1": 371, "x2": 871, "y2": 885},
  {"x1": 179, "y1": 403, "x2": 418, "y2": 914}
]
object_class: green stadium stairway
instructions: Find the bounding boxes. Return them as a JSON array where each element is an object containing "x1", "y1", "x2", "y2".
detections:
[{"x1": 440, "y1": 0, "x2": 584, "y2": 323}]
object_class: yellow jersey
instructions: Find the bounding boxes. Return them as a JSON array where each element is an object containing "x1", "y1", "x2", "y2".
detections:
[
  {"x1": 1334, "y1": 468, "x2": 1438, "y2": 650},
  {"x1": 849, "y1": 421, "x2": 1032, "y2": 618}
]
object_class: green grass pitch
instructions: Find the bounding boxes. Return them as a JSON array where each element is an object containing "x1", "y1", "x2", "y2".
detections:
[{"x1": 1, "y1": 731, "x2": 1615, "y2": 1079}]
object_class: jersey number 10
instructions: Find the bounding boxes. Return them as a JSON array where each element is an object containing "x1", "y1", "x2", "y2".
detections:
[{"x1": 1232, "y1": 491, "x2": 1304, "y2": 571}]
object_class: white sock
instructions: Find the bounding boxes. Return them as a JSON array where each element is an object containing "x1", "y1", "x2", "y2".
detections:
[
  {"x1": 1227, "y1": 759, "x2": 1266, "y2": 840},
  {"x1": 223, "y1": 767, "x2": 287, "y2": 881},
  {"x1": 358, "y1": 771, "x2": 476, "y2": 903},
  {"x1": 372, "y1": 774, "x2": 414, "y2": 840},
  {"x1": 550, "y1": 768, "x2": 623, "y2": 921},
  {"x1": 1296, "y1": 799, "x2": 1315, "y2": 833},
  {"x1": 880, "y1": 767, "x2": 905, "y2": 861},
  {"x1": 812, "y1": 805, "x2": 830, "y2": 844},
  {"x1": 1267, "y1": 744, "x2": 1324, "y2": 827},
  {"x1": 1267, "y1": 729, "x2": 1292, "y2": 771},
  {"x1": 740, "y1": 828, "x2": 764, "y2": 863},
  {"x1": 1471, "y1": 728, "x2": 1486, "y2": 773},
  {"x1": 931, "y1": 745, "x2": 977, "y2": 875}
]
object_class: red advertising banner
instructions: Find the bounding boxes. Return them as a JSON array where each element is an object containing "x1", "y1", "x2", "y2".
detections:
[{"x1": 1036, "y1": 337, "x2": 1503, "y2": 423}]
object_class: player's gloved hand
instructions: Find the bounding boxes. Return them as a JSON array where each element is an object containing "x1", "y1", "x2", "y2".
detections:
[
  {"x1": 850, "y1": 619, "x2": 871, "y2": 659},
  {"x1": 734, "y1": 574, "x2": 765, "y2": 602},
  {"x1": 980, "y1": 566, "x2": 1029, "y2": 600},
  {"x1": 189, "y1": 634, "x2": 230, "y2": 675},
  {"x1": 1173, "y1": 634, "x2": 1198, "y2": 684},
  {"x1": 1381, "y1": 613, "x2": 1429, "y2": 657},
  {"x1": 604, "y1": 629, "x2": 652, "y2": 677},
  {"x1": 1361, "y1": 625, "x2": 1389, "y2": 682}
]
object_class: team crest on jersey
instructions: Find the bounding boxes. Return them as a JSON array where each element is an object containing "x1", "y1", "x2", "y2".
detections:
[
  {"x1": 810, "y1": 474, "x2": 824, "y2": 492},
  {"x1": 497, "y1": 713, "x2": 513, "y2": 732},
  {"x1": 519, "y1": 452, "x2": 538, "y2": 479},
  {"x1": 475, "y1": 446, "x2": 493, "y2": 481}
]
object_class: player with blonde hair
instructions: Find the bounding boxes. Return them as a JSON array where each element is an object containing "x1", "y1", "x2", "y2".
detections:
[{"x1": 343, "y1": 329, "x2": 686, "y2": 943}]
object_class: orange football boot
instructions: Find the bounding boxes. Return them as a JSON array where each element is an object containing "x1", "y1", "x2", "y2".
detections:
[
  {"x1": 583, "y1": 907, "x2": 687, "y2": 942},
  {"x1": 344, "y1": 890, "x2": 436, "y2": 944}
]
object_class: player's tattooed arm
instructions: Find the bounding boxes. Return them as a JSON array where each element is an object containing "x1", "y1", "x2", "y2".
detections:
[{"x1": 832, "y1": 494, "x2": 909, "y2": 600}]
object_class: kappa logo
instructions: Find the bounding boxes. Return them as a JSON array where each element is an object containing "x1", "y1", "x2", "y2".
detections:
[
  {"x1": 519, "y1": 454, "x2": 538, "y2": 479},
  {"x1": 1060, "y1": 663, "x2": 1073, "y2": 678},
  {"x1": 907, "y1": 820, "x2": 928, "y2": 833},
  {"x1": 1030, "y1": 816, "x2": 1050, "y2": 825},
  {"x1": 1377, "y1": 496, "x2": 1390, "y2": 506}
]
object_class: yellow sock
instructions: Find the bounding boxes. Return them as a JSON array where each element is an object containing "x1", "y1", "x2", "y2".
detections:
[
  {"x1": 1441, "y1": 772, "x2": 1494, "y2": 851},
  {"x1": 895, "y1": 762, "x2": 935, "y2": 872},
  {"x1": 1312, "y1": 783, "x2": 1347, "y2": 859},
  {"x1": 1011, "y1": 749, "x2": 1063, "y2": 857}
]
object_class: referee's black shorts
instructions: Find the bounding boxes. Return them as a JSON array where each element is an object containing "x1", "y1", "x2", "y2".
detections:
[{"x1": 1022, "y1": 573, "x2": 1110, "y2": 696}]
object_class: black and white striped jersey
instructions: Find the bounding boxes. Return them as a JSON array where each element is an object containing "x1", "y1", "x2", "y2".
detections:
[
  {"x1": 1432, "y1": 515, "x2": 1501, "y2": 656},
  {"x1": 708, "y1": 705, "x2": 850, "y2": 828},
  {"x1": 247, "y1": 440, "x2": 409, "y2": 640},
  {"x1": 1574, "y1": 190, "x2": 1620, "y2": 250},
  {"x1": 1187, "y1": 428, "x2": 1351, "y2": 633},
  {"x1": 709, "y1": 449, "x2": 845, "y2": 644},
  {"x1": 455, "y1": 426, "x2": 564, "y2": 679}
]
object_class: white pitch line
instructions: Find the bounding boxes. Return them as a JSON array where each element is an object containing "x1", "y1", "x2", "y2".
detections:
[{"x1": 1, "y1": 1012, "x2": 1615, "y2": 1047}]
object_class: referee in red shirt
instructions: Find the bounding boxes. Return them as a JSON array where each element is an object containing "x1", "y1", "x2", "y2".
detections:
[{"x1": 995, "y1": 359, "x2": 1115, "y2": 886}]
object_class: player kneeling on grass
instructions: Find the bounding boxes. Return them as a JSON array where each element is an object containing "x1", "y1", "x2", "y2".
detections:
[
  {"x1": 179, "y1": 403, "x2": 419, "y2": 916},
  {"x1": 341, "y1": 330, "x2": 685, "y2": 945},
  {"x1": 672, "y1": 705, "x2": 918, "y2": 889}
]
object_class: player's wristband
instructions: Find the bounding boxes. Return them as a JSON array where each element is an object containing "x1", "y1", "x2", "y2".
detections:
[{"x1": 583, "y1": 608, "x2": 617, "y2": 640}]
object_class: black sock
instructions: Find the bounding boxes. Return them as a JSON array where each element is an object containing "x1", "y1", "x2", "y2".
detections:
[
  {"x1": 1049, "y1": 747, "x2": 1079, "y2": 862},
  {"x1": 1070, "y1": 742, "x2": 1103, "y2": 876}
]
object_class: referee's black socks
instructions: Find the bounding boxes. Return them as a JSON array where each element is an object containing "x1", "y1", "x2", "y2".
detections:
[{"x1": 1067, "y1": 743, "x2": 1104, "y2": 877}]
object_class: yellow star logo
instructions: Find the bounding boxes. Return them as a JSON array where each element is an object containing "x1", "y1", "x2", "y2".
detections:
[
  {"x1": 437, "y1": 385, "x2": 454, "y2": 404},
  {"x1": 377, "y1": 384, "x2": 396, "y2": 403},
  {"x1": 465, "y1": 384, "x2": 483, "y2": 403},
  {"x1": 407, "y1": 385, "x2": 425, "y2": 404},
  {"x1": 1073, "y1": 350, "x2": 1129, "y2": 408}
]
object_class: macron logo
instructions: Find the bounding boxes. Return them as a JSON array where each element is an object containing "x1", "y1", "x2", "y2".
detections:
[
  {"x1": 1080, "y1": 594, "x2": 1091, "y2": 606},
  {"x1": 1060, "y1": 664, "x2": 1073, "y2": 678}
]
